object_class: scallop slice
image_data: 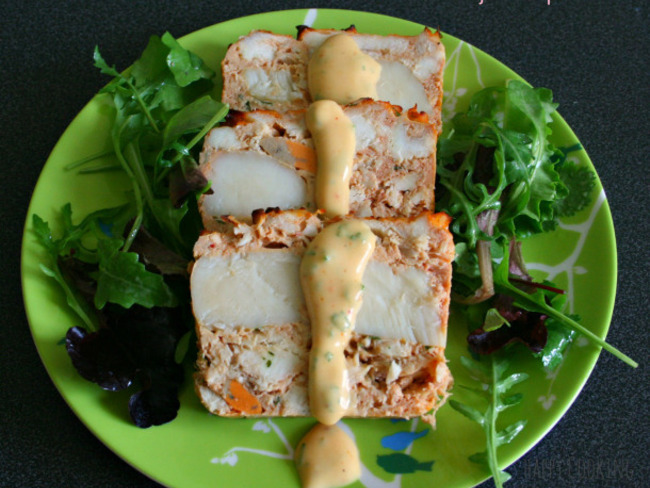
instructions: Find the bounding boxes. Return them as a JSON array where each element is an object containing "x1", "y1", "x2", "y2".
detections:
[
  {"x1": 390, "y1": 119, "x2": 436, "y2": 162},
  {"x1": 376, "y1": 60, "x2": 432, "y2": 117},
  {"x1": 191, "y1": 248, "x2": 444, "y2": 347},
  {"x1": 244, "y1": 68, "x2": 304, "y2": 102},
  {"x1": 357, "y1": 262, "x2": 444, "y2": 346},
  {"x1": 191, "y1": 250, "x2": 305, "y2": 329},
  {"x1": 200, "y1": 151, "x2": 309, "y2": 220}
]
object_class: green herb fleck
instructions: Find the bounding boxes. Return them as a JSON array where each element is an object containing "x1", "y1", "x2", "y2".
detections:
[{"x1": 330, "y1": 311, "x2": 351, "y2": 331}]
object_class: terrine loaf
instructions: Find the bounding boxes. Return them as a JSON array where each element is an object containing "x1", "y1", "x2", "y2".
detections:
[
  {"x1": 198, "y1": 100, "x2": 438, "y2": 228},
  {"x1": 191, "y1": 209, "x2": 454, "y2": 423}
]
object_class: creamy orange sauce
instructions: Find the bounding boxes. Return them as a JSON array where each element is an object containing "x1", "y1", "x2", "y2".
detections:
[
  {"x1": 295, "y1": 31, "x2": 382, "y2": 488},
  {"x1": 300, "y1": 219, "x2": 376, "y2": 426},
  {"x1": 308, "y1": 33, "x2": 381, "y2": 105},
  {"x1": 305, "y1": 100, "x2": 356, "y2": 218},
  {"x1": 294, "y1": 423, "x2": 361, "y2": 488}
]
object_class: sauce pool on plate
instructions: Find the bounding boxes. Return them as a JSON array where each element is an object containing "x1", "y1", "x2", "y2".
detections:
[{"x1": 295, "y1": 423, "x2": 362, "y2": 488}]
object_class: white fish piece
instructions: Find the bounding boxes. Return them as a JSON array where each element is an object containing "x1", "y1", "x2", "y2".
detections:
[{"x1": 200, "y1": 151, "x2": 309, "y2": 220}]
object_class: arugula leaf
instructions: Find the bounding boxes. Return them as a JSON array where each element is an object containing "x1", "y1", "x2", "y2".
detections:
[
  {"x1": 92, "y1": 47, "x2": 122, "y2": 78},
  {"x1": 483, "y1": 308, "x2": 511, "y2": 332},
  {"x1": 538, "y1": 317, "x2": 577, "y2": 371},
  {"x1": 38, "y1": 34, "x2": 224, "y2": 311},
  {"x1": 39, "y1": 260, "x2": 96, "y2": 331},
  {"x1": 130, "y1": 35, "x2": 170, "y2": 87},
  {"x1": 437, "y1": 80, "x2": 574, "y2": 248},
  {"x1": 93, "y1": 33, "x2": 227, "y2": 256},
  {"x1": 450, "y1": 355, "x2": 528, "y2": 488},
  {"x1": 163, "y1": 96, "x2": 229, "y2": 148},
  {"x1": 161, "y1": 32, "x2": 214, "y2": 87},
  {"x1": 94, "y1": 239, "x2": 178, "y2": 309},
  {"x1": 438, "y1": 80, "x2": 636, "y2": 369}
]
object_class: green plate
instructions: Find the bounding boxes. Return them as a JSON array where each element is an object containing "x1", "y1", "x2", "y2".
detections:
[{"x1": 21, "y1": 9, "x2": 616, "y2": 488}]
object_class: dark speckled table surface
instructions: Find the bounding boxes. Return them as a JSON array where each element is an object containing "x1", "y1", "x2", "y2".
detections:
[{"x1": 2, "y1": 1, "x2": 648, "y2": 487}]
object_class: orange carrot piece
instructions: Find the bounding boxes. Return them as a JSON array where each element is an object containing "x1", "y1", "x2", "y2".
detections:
[
  {"x1": 286, "y1": 140, "x2": 317, "y2": 173},
  {"x1": 225, "y1": 379, "x2": 262, "y2": 414}
]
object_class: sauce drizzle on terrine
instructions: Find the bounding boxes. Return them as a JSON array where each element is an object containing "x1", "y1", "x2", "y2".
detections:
[
  {"x1": 308, "y1": 33, "x2": 381, "y2": 105},
  {"x1": 297, "y1": 32, "x2": 382, "y2": 488}
]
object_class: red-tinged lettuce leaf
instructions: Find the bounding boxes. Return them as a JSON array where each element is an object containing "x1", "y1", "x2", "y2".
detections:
[
  {"x1": 467, "y1": 294, "x2": 548, "y2": 355},
  {"x1": 104, "y1": 304, "x2": 187, "y2": 369},
  {"x1": 129, "y1": 383, "x2": 181, "y2": 428},
  {"x1": 59, "y1": 256, "x2": 98, "y2": 303},
  {"x1": 128, "y1": 224, "x2": 188, "y2": 277},
  {"x1": 128, "y1": 364, "x2": 185, "y2": 428},
  {"x1": 508, "y1": 239, "x2": 532, "y2": 282},
  {"x1": 65, "y1": 326, "x2": 135, "y2": 391},
  {"x1": 169, "y1": 163, "x2": 212, "y2": 209},
  {"x1": 66, "y1": 304, "x2": 188, "y2": 426},
  {"x1": 106, "y1": 304, "x2": 187, "y2": 427},
  {"x1": 94, "y1": 239, "x2": 178, "y2": 309}
]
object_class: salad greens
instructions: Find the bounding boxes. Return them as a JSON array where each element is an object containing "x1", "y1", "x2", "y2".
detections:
[
  {"x1": 450, "y1": 356, "x2": 528, "y2": 488},
  {"x1": 33, "y1": 33, "x2": 227, "y2": 427},
  {"x1": 91, "y1": 33, "x2": 228, "y2": 257},
  {"x1": 437, "y1": 79, "x2": 636, "y2": 367},
  {"x1": 438, "y1": 80, "x2": 637, "y2": 486}
]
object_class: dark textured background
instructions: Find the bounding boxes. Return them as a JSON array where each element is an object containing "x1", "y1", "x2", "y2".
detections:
[{"x1": 2, "y1": 1, "x2": 649, "y2": 487}]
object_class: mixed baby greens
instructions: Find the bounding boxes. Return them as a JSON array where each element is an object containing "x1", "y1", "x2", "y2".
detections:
[
  {"x1": 436, "y1": 80, "x2": 637, "y2": 366},
  {"x1": 437, "y1": 80, "x2": 637, "y2": 486},
  {"x1": 33, "y1": 33, "x2": 227, "y2": 427}
]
